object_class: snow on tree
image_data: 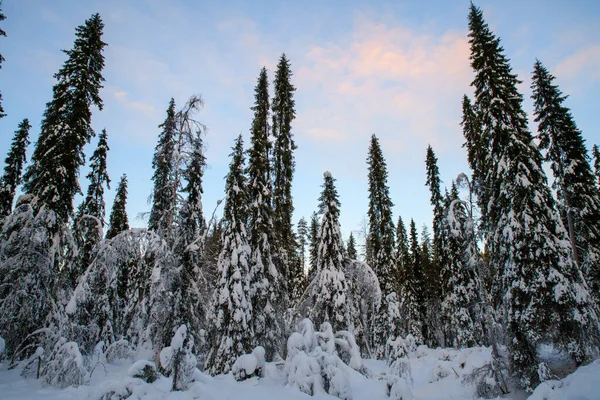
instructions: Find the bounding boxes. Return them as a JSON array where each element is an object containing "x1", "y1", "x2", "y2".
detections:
[
  {"x1": 467, "y1": 4, "x2": 600, "y2": 389},
  {"x1": 106, "y1": 174, "x2": 129, "y2": 239},
  {"x1": 231, "y1": 346, "x2": 265, "y2": 381},
  {"x1": 41, "y1": 338, "x2": 86, "y2": 389},
  {"x1": 366, "y1": 134, "x2": 397, "y2": 358},
  {"x1": 0, "y1": 204, "x2": 75, "y2": 358},
  {"x1": 271, "y1": 53, "x2": 298, "y2": 301},
  {"x1": 308, "y1": 211, "x2": 320, "y2": 282},
  {"x1": 0, "y1": 2, "x2": 6, "y2": 118},
  {"x1": 441, "y1": 185, "x2": 485, "y2": 348},
  {"x1": 246, "y1": 67, "x2": 285, "y2": 360},
  {"x1": 289, "y1": 216, "x2": 309, "y2": 302},
  {"x1": 593, "y1": 145, "x2": 600, "y2": 188},
  {"x1": 0, "y1": 118, "x2": 31, "y2": 217},
  {"x1": 72, "y1": 128, "x2": 110, "y2": 286},
  {"x1": 204, "y1": 135, "x2": 254, "y2": 375},
  {"x1": 532, "y1": 59, "x2": 600, "y2": 303},
  {"x1": 67, "y1": 229, "x2": 178, "y2": 354},
  {"x1": 148, "y1": 98, "x2": 178, "y2": 241},
  {"x1": 159, "y1": 325, "x2": 197, "y2": 391},
  {"x1": 284, "y1": 318, "x2": 362, "y2": 399},
  {"x1": 23, "y1": 14, "x2": 106, "y2": 221},
  {"x1": 303, "y1": 172, "x2": 353, "y2": 333}
]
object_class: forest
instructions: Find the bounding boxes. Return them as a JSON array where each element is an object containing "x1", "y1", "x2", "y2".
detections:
[{"x1": 0, "y1": 2, "x2": 599, "y2": 400}]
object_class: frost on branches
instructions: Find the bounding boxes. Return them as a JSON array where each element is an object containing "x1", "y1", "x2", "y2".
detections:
[{"x1": 67, "y1": 229, "x2": 179, "y2": 354}]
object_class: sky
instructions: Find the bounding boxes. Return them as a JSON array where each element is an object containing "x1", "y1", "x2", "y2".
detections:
[{"x1": 1, "y1": 0, "x2": 599, "y2": 245}]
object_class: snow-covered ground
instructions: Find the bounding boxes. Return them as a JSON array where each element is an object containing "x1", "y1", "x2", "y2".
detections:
[{"x1": 0, "y1": 346, "x2": 598, "y2": 400}]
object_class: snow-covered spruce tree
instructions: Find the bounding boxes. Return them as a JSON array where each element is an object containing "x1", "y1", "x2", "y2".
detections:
[
  {"x1": 347, "y1": 232, "x2": 358, "y2": 260},
  {"x1": 0, "y1": 1, "x2": 5, "y2": 119},
  {"x1": 148, "y1": 98, "x2": 177, "y2": 240},
  {"x1": 308, "y1": 211, "x2": 320, "y2": 282},
  {"x1": 593, "y1": 145, "x2": 600, "y2": 188},
  {"x1": 307, "y1": 172, "x2": 353, "y2": 333},
  {"x1": 366, "y1": 134, "x2": 397, "y2": 358},
  {"x1": 0, "y1": 118, "x2": 31, "y2": 217},
  {"x1": 467, "y1": 4, "x2": 600, "y2": 389},
  {"x1": 532, "y1": 60, "x2": 600, "y2": 302},
  {"x1": 247, "y1": 67, "x2": 284, "y2": 360},
  {"x1": 271, "y1": 53, "x2": 297, "y2": 299},
  {"x1": 396, "y1": 219, "x2": 425, "y2": 344},
  {"x1": 106, "y1": 174, "x2": 129, "y2": 239},
  {"x1": 23, "y1": 13, "x2": 106, "y2": 222},
  {"x1": 0, "y1": 203, "x2": 75, "y2": 358},
  {"x1": 205, "y1": 135, "x2": 253, "y2": 375},
  {"x1": 441, "y1": 183, "x2": 485, "y2": 348},
  {"x1": 424, "y1": 146, "x2": 444, "y2": 301},
  {"x1": 172, "y1": 96, "x2": 207, "y2": 345},
  {"x1": 72, "y1": 129, "x2": 110, "y2": 286}
]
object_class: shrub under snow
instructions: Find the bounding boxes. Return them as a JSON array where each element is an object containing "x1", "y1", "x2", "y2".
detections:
[
  {"x1": 231, "y1": 346, "x2": 266, "y2": 381},
  {"x1": 159, "y1": 325, "x2": 197, "y2": 391},
  {"x1": 41, "y1": 338, "x2": 86, "y2": 388},
  {"x1": 284, "y1": 318, "x2": 367, "y2": 399}
]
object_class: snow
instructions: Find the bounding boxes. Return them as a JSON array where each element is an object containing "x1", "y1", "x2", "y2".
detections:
[{"x1": 0, "y1": 346, "x2": 598, "y2": 399}]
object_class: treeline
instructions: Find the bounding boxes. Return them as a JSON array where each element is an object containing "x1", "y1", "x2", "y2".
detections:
[{"x1": 0, "y1": 2, "x2": 599, "y2": 395}]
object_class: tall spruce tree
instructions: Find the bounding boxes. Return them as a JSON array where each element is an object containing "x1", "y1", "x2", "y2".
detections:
[
  {"x1": 532, "y1": 60, "x2": 600, "y2": 301},
  {"x1": 23, "y1": 14, "x2": 106, "y2": 221},
  {"x1": 308, "y1": 172, "x2": 352, "y2": 332},
  {"x1": 366, "y1": 134, "x2": 396, "y2": 358},
  {"x1": 0, "y1": 119, "x2": 31, "y2": 216},
  {"x1": 467, "y1": 4, "x2": 599, "y2": 389},
  {"x1": 297, "y1": 217, "x2": 308, "y2": 270},
  {"x1": 347, "y1": 232, "x2": 358, "y2": 260},
  {"x1": 424, "y1": 146, "x2": 444, "y2": 300},
  {"x1": 149, "y1": 98, "x2": 177, "y2": 239},
  {"x1": 0, "y1": 1, "x2": 5, "y2": 118},
  {"x1": 72, "y1": 129, "x2": 110, "y2": 285},
  {"x1": 205, "y1": 135, "x2": 253, "y2": 375},
  {"x1": 592, "y1": 145, "x2": 600, "y2": 188},
  {"x1": 247, "y1": 68, "x2": 284, "y2": 360},
  {"x1": 106, "y1": 174, "x2": 129, "y2": 239},
  {"x1": 271, "y1": 54, "x2": 297, "y2": 298},
  {"x1": 308, "y1": 211, "x2": 320, "y2": 282}
]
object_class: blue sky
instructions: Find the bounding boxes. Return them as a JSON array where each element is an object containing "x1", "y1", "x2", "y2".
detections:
[{"x1": 1, "y1": 0, "x2": 599, "y2": 244}]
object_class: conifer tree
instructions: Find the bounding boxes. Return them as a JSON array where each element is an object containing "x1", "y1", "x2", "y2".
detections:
[
  {"x1": 442, "y1": 183, "x2": 484, "y2": 348},
  {"x1": 308, "y1": 211, "x2": 320, "y2": 282},
  {"x1": 592, "y1": 145, "x2": 600, "y2": 188},
  {"x1": 271, "y1": 54, "x2": 297, "y2": 297},
  {"x1": 366, "y1": 134, "x2": 396, "y2": 357},
  {"x1": 73, "y1": 129, "x2": 110, "y2": 285},
  {"x1": 205, "y1": 135, "x2": 253, "y2": 375},
  {"x1": 23, "y1": 14, "x2": 106, "y2": 221},
  {"x1": 394, "y1": 216, "x2": 409, "y2": 287},
  {"x1": 106, "y1": 174, "x2": 129, "y2": 239},
  {"x1": 247, "y1": 68, "x2": 284, "y2": 360},
  {"x1": 396, "y1": 218, "x2": 424, "y2": 343},
  {"x1": 297, "y1": 217, "x2": 308, "y2": 269},
  {"x1": 424, "y1": 146, "x2": 444, "y2": 301},
  {"x1": 467, "y1": 4, "x2": 599, "y2": 389},
  {"x1": 149, "y1": 98, "x2": 177, "y2": 239},
  {"x1": 0, "y1": 119, "x2": 31, "y2": 216},
  {"x1": 308, "y1": 172, "x2": 352, "y2": 332},
  {"x1": 532, "y1": 60, "x2": 600, "y2": 301},
  {"x1": 347, "y1": 232, "x2": 358, "y2": 260},
  {"x1": 0, "y1": 1, "x2": 6, "y2": 118}
]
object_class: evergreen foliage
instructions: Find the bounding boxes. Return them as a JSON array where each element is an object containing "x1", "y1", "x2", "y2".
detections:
[
  {"x1": 307, "y1": 172, "x2": 352, "y2": 333},
  {"x1": 308, "y1": 211, "x2": 320, "y2": 282},
  {"x1": 347, "y1": 233, "x2": 358, "y2": 260},
  {"x1": 532, "y1": 60, "x2": 600, "y2": 301},
  {"x1": 593, "y1": 145, "x2": 600, "y2": 188},
  {"x1": 247, "y1": 68, "x2": 284, "y2": 360},
  {"x1": 467, "y1": 4, "x2": 600, "y2": 389},
  {"x1": 271, "y1": 53, "x2": 297, "y2": 298},
  {"x1": 0, "y1": 119, "x2": 31, "y2": 217},
  {"x1": 0, "y1": 1, "x2": 6, "y2": 118},
  {"x1": 205, "y1": 135, "x2": 253, "y2": 375},
  {"x1": 72, "y1": 129, "x2": 110, "y2": 286},
  {"x1": 297, "y1": 217, "x2": 309, "y2": 270},
  {"x1": 149, "y1": 98, "x2": 177, "y2": 240},
  {"x1": 106, "y1": 175, "x2": 129, "y2": 239},
  {"x1": 366, "y1": 134, "x2": 396, "y2": 358},
  {"x1": 23, "y1": 14, "x2": 106, "y2": 221}
]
